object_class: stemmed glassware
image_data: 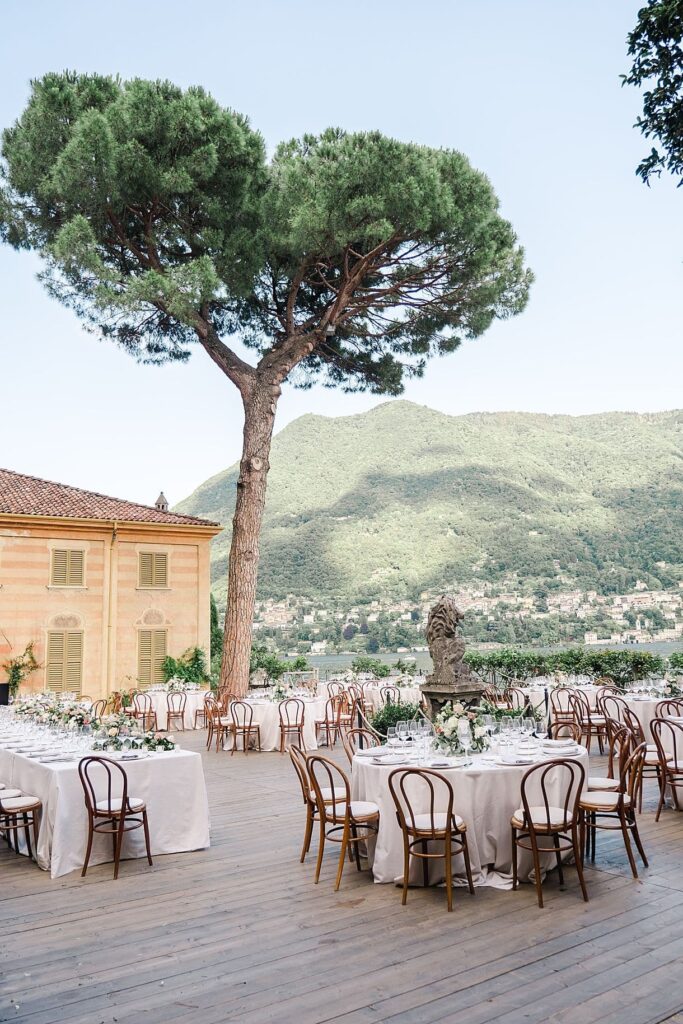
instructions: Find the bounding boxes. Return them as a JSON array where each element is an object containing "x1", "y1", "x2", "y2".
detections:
[{"x1": 457, "y1": 718, "x2": 472, "y2": 762}]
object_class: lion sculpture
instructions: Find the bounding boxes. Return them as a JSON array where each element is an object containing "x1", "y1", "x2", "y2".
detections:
[{"x1": 426, "y1": 595, "x2": 473, "y2": 691}]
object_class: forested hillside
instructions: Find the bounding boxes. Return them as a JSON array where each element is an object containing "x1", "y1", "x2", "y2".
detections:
[{"x1": 176, "y1": 402, "x2": 683, "y2": 607}]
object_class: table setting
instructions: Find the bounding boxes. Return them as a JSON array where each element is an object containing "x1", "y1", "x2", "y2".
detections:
[
  {"x1": 352, "y1": 703, "x2": 587, "y2": 888},
  {"x1": 0, "y1": 703, "x2": 210, "y2": 877},
  {"x1": 237, "y1": 689, "x2": 328, "y2": 750}
]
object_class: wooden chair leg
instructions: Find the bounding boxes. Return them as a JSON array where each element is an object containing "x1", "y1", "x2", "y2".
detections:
[
  {"x1": 572, "y1": 825, "x2": 589, "y2": 902},
  {"x1": 334, "y1": 825, "x2": 350, "y2": 891},
  {"x1": 142, "y1": 810, "x2": 153, "y2": 867},
  {"x1": 620, "y1": 811, "x2": 639, "y2": 879},
  {"x1": 630, "y1": 816, "x2": 648, "y2": 868},
  {"x1": 23, "y1": 813, "x2": 32, "y2": 860},
  {"x1": 444, "y1": 836, "x2": 453, "y2": 912},
  {"x1": 401, "y1": 834, "x2": 410, "y2": 906},
  {"x1": 529, "y1": 830, "x2": 544, "y2": 908},
  {"x1": 552, "y1": 832, "x2": 564, "y2": 888},
  {"x1": 461, "y1": 832, "x2": 475, "y2": 894},
  {"x1": 314, "y1": 819, "x2": 326, "y2": 884},
  {"x1": 301, "y1": 805, "x2": 314, "y2": 863},
  {"x1": 511, "y1": 827, "x2": 518, "y2": 890},
  {"x1": 81, "y1": 816, "x2": 94, "y2": 877},
  {"x1": 113, "y1": 816, "x2": 125, "y2": 881}
]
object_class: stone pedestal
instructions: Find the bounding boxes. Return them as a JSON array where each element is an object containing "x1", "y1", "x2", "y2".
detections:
[{"x1": 420, "y1": 680, "x2": 484, "y2": 718}]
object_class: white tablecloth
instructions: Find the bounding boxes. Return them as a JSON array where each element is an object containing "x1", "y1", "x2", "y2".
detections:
[
  {"x1": 0, "y1": 748, "x2": 210, "y2": 878},
  {"x1": 146, "y1": 690, "x2": 209, "y2": 730},
  {"x1": 315, "y1": 682, "x2": 422, "y2": 710},
  {"x1": 237, "y1": 697, "x2": 328, "y2": 751},
  {"x1": 523, "y1": 684, "x2": 599, "y2": 715},
  {"x1": 352, "y1": 747, "x2": 588, "y2": 889}
]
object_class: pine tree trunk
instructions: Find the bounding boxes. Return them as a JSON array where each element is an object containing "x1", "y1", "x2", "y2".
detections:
[{"x1": 219, "y1": 381, "x2": 279, "y2": 696}]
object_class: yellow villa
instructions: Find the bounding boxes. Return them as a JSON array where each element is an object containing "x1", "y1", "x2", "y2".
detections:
[{"x1": 0, "y1": 468, "x2": 221, "y2": 699}]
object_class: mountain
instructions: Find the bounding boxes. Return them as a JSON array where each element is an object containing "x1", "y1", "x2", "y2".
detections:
[{"x1": 175, "y1": 401, "x2": 683, "y2": 607}]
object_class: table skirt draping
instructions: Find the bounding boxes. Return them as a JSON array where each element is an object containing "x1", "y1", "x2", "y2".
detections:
[
  {"x1": 236, "y1": 698, "x2": 328, "y2": 751},
  {"x1": 315, "y1": 682, "x2": 423, "y2": 710},
  {"x1": 0, "y1": 748, "x2": 210, "y2": 878},
  {"x1": 146, "y1": 691, "x2": 209, "y2": 730},
  {"x1": 352, "y1": 749, "x2": 589, "y2": 889}
]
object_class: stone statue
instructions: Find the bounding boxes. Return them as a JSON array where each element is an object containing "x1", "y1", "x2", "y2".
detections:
[{"x1": 422, "y1": 594, "x2": 483, "y2": 713}]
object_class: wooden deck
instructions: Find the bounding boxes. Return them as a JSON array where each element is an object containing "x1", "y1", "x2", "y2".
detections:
[{"x1": 2, "y1": 734, "x2": 683, "y2": 1024}]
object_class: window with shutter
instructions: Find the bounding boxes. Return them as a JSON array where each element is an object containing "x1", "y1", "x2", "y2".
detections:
[
  {"x1": 46, "y1": 631, "x2": 83, "y2": 694},
  {"x1": 50, "y1": 549, "x2": 85, "y2": 587},
  {"x1": 138, "y1": 552, "x2": 168, "y2": 588},
  {"x1": 138, "y1": 629, "x2": 167, "y2": 685}
]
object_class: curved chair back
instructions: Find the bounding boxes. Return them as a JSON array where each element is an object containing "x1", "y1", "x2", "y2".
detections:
[
  {"x1": 90, "y1": 698, "x2": 107, "y2": 720},
  {"x1": 230, "y1": 700, "x2": 254, "y2": 729},
  {"x1": 651, "y1": 718, "x2": 683, "y2": 771},
  {"x1": 341, "y1": 727, "x2": 380, "y2": 764},
  {"x1": 388, "y1": 767, "x2": 454, "y2": 837},
  {"x1": 279, "y1": 697, "x2": 305, "y2": 728},
  {"x1": 601, "y1": 694, "x2": 627, "y2": 721},
  {"x1": 288, "y1": 745, "x2": 313, "y2": 806},
  {"x1": 327, "y1": 682, "x2": 344, "y2": 698},
  {"x1": 167, "y1": 691, "x2": 187, "y2": 713},
  {"x1": 78, "y1": 756, "x2": 130, "y2": 816},
  {"x1": 380, "y1": 685, "x2": 400, "y2": 705},
  {"x1": 509, "y1": 687, "x2": 527, "y2": 711},
  {"x1": 656, "y1": 699, "x2": 683, "y2": 717},
  {"x1": 550, "y1": 687, "x2": 573, "y2": 716},
  {"x1": 519, "y1": 758, "x2": 585, "y2": 832},
  {"x1": 307, "y1": 755, "x2": 351, "y2": 826},
  {"x1": 133, "y1": 692, "x2": 153, "y2": 714},
  {"x1": 622, "y1": 706, "x2": 646, "y2": 746}
]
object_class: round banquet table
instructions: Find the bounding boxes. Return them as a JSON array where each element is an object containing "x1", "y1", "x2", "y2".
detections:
[
  {"x1": 315, "y1": 681, "x2": 423, "y2": 709},
  {"x1": 146, "y1": 689, "x2": 209, "y2": 731},
  {"x1": 521, "y1": 684, "x2": 599, "y2": 716},
  {"x1": 622, "y1": 696, "x2": 664, "y2": 741},
  {"x1": 352, "y1": 746, "x2": 589, "y2": 889},
  {"x1": 237, "y1": 696, "x2": 328, "y2": 751}
]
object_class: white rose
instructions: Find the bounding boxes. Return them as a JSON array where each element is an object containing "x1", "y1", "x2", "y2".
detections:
[
  {"x1": 452, "y1": 702, "x2": 464, "y2": 715},
  {"x1": 474, "y1": 725, "x2": 486, "y2": 739},
  {"x1": 108, "y1": 727, "x2": 119, "y2": 737}
]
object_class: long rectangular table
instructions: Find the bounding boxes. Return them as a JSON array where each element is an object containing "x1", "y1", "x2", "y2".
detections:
[{"x1": 0, "y1": 747, "x2": 210, "y2": 878}]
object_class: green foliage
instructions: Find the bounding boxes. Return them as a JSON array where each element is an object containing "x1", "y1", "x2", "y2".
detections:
[
  {"x1": 288, "y1": 655, "x2": 310, "y2": 672},
  {"x1": 370, "y1": 701, "x2": 422, "y2": 737},
  {"x1": 465, "y1": 647, "x2": 668, "y2": 686},
  {"x1": 351, "y1": 656, "x2": 391, "y2": 677},
  {"x1": 162, "y1": 646, "x2": 209, "y2": 684},
  {"x1": 624, "y1": 1, "x2": 683, "y2": 184},
  {"x1": 176, "y1": 402, "x2": 683, "y2": 607},
  {"x1": 1, "y1": 74, "x2": 531, "y2": 399},
  {"x1": 393, "y1": 658, "x2": 417, "y2": 676},
  {"x1": 670, "y1": 652, "x2": 683, "y2": 672},
  {"x1": 249, "y1": 643, "x2": 288, "y2": 681},
  {"x1": 2, "y1": 641, "x2": 40, "y2": 697},
  {"x1": 0, "y1": 73, "x2": 265, "y2": 359},
  {"x1": 210, "y1": 594, "x2": 223, "y2": 661}
]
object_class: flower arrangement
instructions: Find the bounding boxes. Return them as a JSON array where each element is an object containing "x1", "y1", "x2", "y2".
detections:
[
  {"x1": 433, "y1": 701, "x2": 489, "y2": 755},
  {"x1": 93, "y1": 714, "x2": 177, "y2": 751},
  {"x1": 269, "y1": 681, "x2": 294, "y2": 702},
  {"x1": 664, "y1": 681, "x2": 683, "y2": 698},
  {"x1": 140, "y1": 732, "x2": 177, "y2": 751},
  {"x1": 478, "y1": 698, "x2": 542, "y2": 723}
]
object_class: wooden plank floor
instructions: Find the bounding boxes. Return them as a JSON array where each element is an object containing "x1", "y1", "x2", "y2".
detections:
[{"x1": 2, "y1": 734, "x2": 683, "y2": 1024}]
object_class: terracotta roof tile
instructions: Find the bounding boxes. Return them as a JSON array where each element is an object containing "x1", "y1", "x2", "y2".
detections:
[{"x1": 0, "y1": 468, "x2": 220, "y2": 528}]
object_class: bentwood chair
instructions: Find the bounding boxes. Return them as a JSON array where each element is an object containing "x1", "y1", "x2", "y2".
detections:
[
  {"x1": 511, "y1": 758, "x2": 588, "y2": 908},
  {"x1": 379, "y1": 685, "x2": 400, "y2": 706},
  {"x1": 621, "y1": 706, "x2": 662, "y2": 807},
  {"x1": 0, "y1": 787, "x2": 41, "y2": 861},
  {"x1": 78, "y1": 756, "x2": 152, "y2": 880},
  {"x1": 288, "y1": 746, "x2": 346, "y2": 863},
  {"x1": 230, "y1": 700, "x2": 261, "y2": 755},
  {"x1": 307, "y1": 754, "x2": 379, "y2": 891},
  {"x1": 388, "y1": 768, "x2": 474, "y2": 912},
  {"x1": 279, "y1": 698, "x2": 306, "y2": 753},
  {"x1": 600, "y1": 694, "x2": 628, "y2": 723},
  {"x1": 509, "y1": 687, "x2": 528, "y2": 712},
  {"x1": 326, "y1": 682, "x2": 344, "y2": 699},
  {"x1": 193, "y1": 692, "x2": 211, "y2": 729},
  {"x1": 587, "y1": 721, "x2": 630, "y2": 793},
  {"x1": 166, "y1": 691, "x2": 187, "y2": 732},
  {"x1": 656, "y1": 699, "x2": 683, "y2": 717},
  {"x1": 132, "y1": 692, "x2": 157, "y2": 732},
  {"x1": 549, "y1": 687, "x2": 575, "y2": 734},
  {"x1": 90, "y1": 698, "x2": 107, "y2": 721},
  {"x1": 342, "y1": 728, "x2": 381, "y2": 766},
  {"x1": 569, "y1": 689, "x2": 606, "y2": 753},
  {"x1": 651, "y1": 718, "x2": 683, "y2": 821},
  {"x1": 579, "y1": 741, "x2": 648, "y2": 878},
  {"x1": 315, "y1": 697, "x2": 342, "y2": 748}
]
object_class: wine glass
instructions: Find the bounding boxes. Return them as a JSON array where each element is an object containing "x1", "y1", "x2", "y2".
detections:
[
  {"x1": 386, "y1": 726, "x2": 397, "y2": 749},
  {"x1": 501, "y1": 716, "x2": 513, "y2": 746},
  {"x1": 457, "y1": 718, "x2": 472, "y2": 761},
  {"x1": 396, "y1": 722, "x2": 408, "y2": 749}
]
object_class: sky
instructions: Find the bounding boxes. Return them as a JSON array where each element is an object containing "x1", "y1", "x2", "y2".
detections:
[{"x1": 0, "y1": 0, "x2": 681, "y2": 507}]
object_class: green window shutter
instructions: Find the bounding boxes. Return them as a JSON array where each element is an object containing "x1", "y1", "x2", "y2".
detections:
[
  {"x1": 65, "y1": 632, "x2": 83, "y2": 695},
  {"x1": 51, "y1": 549, "x2": 84, "y2": 587},
  {"x1": 152, "y1": 553, "x2": 168, "y2": 588},
  {"x1": 152, "y1": 630, "x2": 167, "y2": 684},
  {"x1": 51, "y1": 550, "x2": 68, "y2": 587},
  {"x1": 138, "y1": 629, "x2": 153, "y2": 684},
  {"x1": 46, "y1": 631, "x2": 65, "y2": 691},
  {"x1": 139, "y1": 553, "x2": 154, "y2": 588},
  {"x1": 67, "y1": 550, "x2": 84, "y2": 587}
]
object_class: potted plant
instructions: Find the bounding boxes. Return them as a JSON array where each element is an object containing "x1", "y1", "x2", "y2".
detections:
[{"x1": 1, "y1": 641, "x2": 40, "y2": 704}]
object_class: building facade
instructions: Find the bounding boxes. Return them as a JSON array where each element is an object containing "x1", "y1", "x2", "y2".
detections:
[{"x1": 0, "y1": 469, "x2": 221, "y2": 699}]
